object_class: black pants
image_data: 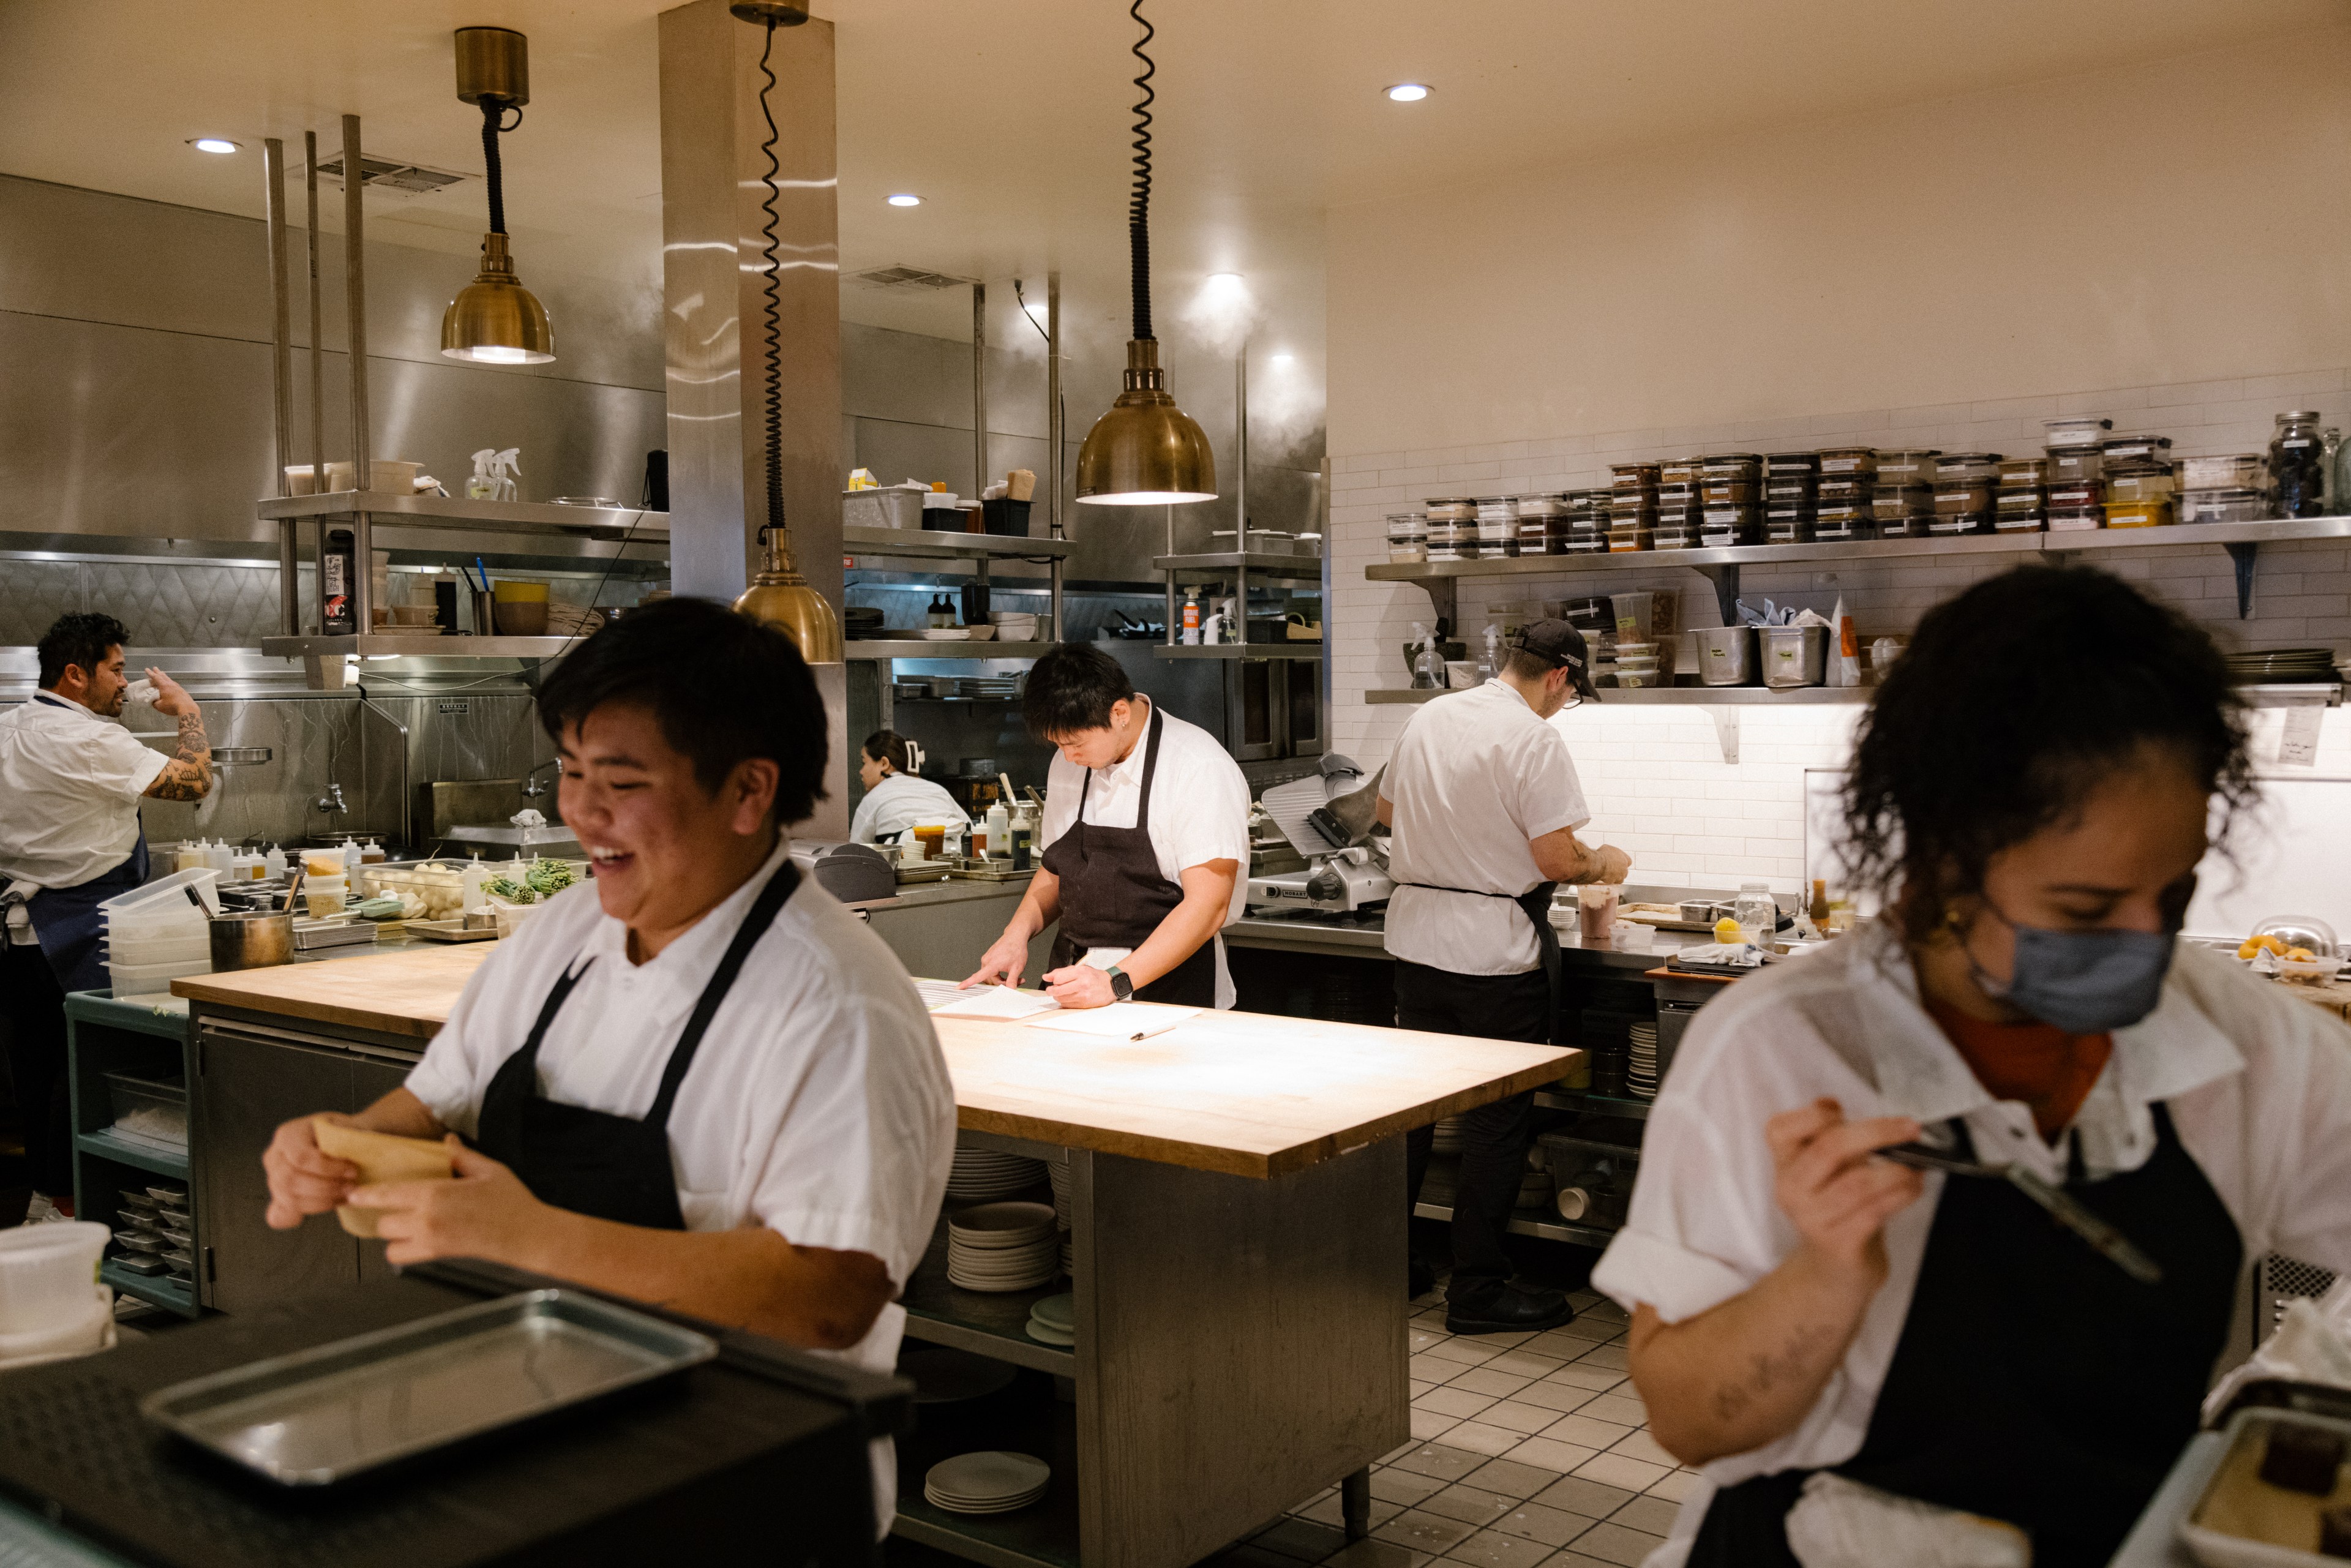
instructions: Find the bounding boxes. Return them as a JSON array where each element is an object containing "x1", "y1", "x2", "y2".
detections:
[
  {"x1": 0, "y1": 941, "x2": 71, "y2": 1198},
  {"x1": 1397, "y1": 960, "x2": 1550, "y2": 1304}
]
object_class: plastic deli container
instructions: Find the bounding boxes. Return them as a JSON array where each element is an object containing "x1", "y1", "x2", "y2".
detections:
[
  {"x1": 1425, "y1": 497, "x2": 1475, "y2": 523},
  {"x1": 1608, "y1": 497, "x2": 1659, "y2": 524},
  {"x1": 1936, "y1": 454, "x2": 2003, "y2": 484},
  {"x1": 2102, "y1": 435, "x2": 2173, "y2": 465},
  {"x1": 1514, "y1": 494, "x2": 1564, "y2": 517},
  {"x1": 1872, "y1": 490, "x2": 1933, "y2": 523},
  {"x1": 1764, "y1": 476, "x2": 1818, "y2": 503},
  {"x1": 2045, "y1": 417, "x2": 2113, "y2": 449},
  {"x1": 1818, "y1": 447, "x2": 1878, "y2": 476},
  {"x1": 2047, "y1": 482, "x2": 2104, "y2": 512},
  {"x1": 1998, "y1": 457, "x2": 2049, "y2": 487},
  {"x1": 1699, "y1": 480, "x2": 1757, "y2": 506},
  {"x1": 1516, "y1": 521, "x2": 1550, "y2": 551},
  {"x1": 2104, "y1": 468, "x2": 2176, "y2": 503},
  {"x1": 1609, "y1": 463, "x2": 1661, "y2": 492},
  {"x1": 1927, "y1": 512, "x2": 1993, "y2": 536},
  {"x1": 1388, "y1": 542, "x2": 1429, "y2": 563},
  {"x1": 2104, "y1": 498, "x2": 2173, "y2": 529},
  {"x1": 1765, "y1": 452, "x2": 1823, "y2": 475},
  {"x1": 1876, "y1": 450, "x2": 1941, "y2": 486},
  {"x1": 1996, "y1": 487, "x2": 2046, "y2": 516},
  {"x1": 1877, "y1": 514, "x2": 1933, "y2": 539},
  {"x1": 1607, "y1": 523, "x2": 1652, "y2": 552},
  {"x1": 1651, "y1": 520, "x2": 1700, "y2": 550},
  {"x1": 1700, "y1": 454, "x2": 1763, "y2": 477},
  {"x1": 1660, "y1": 459, "x2": 1702, "y2": 486},
  {"x1": 1815, "y1": 504, "x2": 1875, "y2": 539},
  {"x1": 2178, "y1": 489, "x2": 2271, "y2": 525},
  {"x1": 2180, "y1": 454, "x2": 2267, "y2": 490},
  {"x1": 1765, "y1": 516, "x2": 1815, "y2": 544},
  {"x1": 2046, "y1": 448, "x2": 2104, "y2": 485},
  {"x1": 1933, "y1": 483, "x2": 1993, "y2": 515},
  {"x1": 2047, "y1": 505, "x2": 2104, "y2": 532},
  {"x1": 1993, "y1": 511, "x2": 2047, "y2": 533}
]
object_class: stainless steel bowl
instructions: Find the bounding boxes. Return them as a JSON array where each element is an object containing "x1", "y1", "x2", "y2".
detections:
[
  {"x1": 208, "y1": 911, "x2": 295, "y2": 971},
  {"x1": 1692, "y1": 626, "x2": 1758, "y2": 686}
]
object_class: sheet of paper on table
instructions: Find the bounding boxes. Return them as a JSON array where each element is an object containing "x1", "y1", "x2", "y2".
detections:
[
  {"x1": 1022, "y1": 1002, "x2": 1201, "y2": 1041},
  {"x1": 919, "y1": 981, "x2": 1060, "y2": 1020}
]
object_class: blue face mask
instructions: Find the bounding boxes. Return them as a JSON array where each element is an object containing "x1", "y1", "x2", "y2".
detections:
[{"x1": 1974, "y1": 917, "x2": 2177, "y2": 1035}]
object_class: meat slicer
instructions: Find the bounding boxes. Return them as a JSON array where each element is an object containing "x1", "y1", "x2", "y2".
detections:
[{"x1": 1245, "y1": 756, "x2": 1395, "y2": 915}]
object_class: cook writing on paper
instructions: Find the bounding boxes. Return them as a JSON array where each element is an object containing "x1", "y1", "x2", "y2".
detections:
[
  {"x1": 257, "y1": 600, "x2": 954, "y2": 1531},
  {"x1": 1596, "y1": 569, "x2": 2351, "y2": 1568},
  {"x1": 962, "y1": 643, "x2": 1248, "y2": 1009}
]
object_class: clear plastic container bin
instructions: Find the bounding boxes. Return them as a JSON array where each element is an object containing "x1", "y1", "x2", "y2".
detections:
[
  {"x1": 1659, "y1": 459, "x2": 1701, "y2": 486},
  {"x1": 1651, "y1": 521, "x2": 1699, "y2": 550},
  {"x1": 1927, "y1": 512, "x2": 1993, "y2": 535},
  {"x1": 1700, "y1": 454, "x2": 1762, "y2": 477},
  {"x1": 2102, "y1": 435, "x2": 2173, "y2": 464},
  {"x1": 2047, "y1": 481, "x2": 2104, "y2": 511},
  {"x1": 1995, "y1": 487, "x2": 2046, "y2": 517},
  {"x1": 1608, "y1": 464, "x2": 1660, "y2": 491},
  {"x1": 1764, "y1": 476, "x2": 1818, "y2": 503},
  {"x1": 1424, "y1": 497, "x2": 1475, "y2": 523},
  {"x1": 1766, "y1": 452, "x2": 1823, "y2": 475},
  {"x1": 1818, "y1": 447, "x2": 1878, "y2": 476},
  {"x1": 1816, "y1": 504, "x2": 1875, "y2": 539},
  {"x1": 1993, "y1": 511, "x2": 2047, "y2": 533},
  {"x1": 1871, "y1": 489, "x2": 1933, "y2": 522},
  {"x1": 1699, "y1": 480, "x2": 1757, "y2": 506},
  {"x1": 2180, "y1": 487, "x2": 2271, "y2": 525},
  {"x1": 1514, "y1": 494, "x2": 1564, "y2": 517},
  {"x1": 1934, "y1": 483, "x2": 1993, "y2": 514},
  {"x1": 2180, "y1": 454, "x2": 2267, "y2": 491},
  {"x1": 2047, "y1": 505, "x2": 2104, "y2": 532},
  {"x1": 1818, "y1": 475, "x2": 1876, "y2": 503},
  {"x1": 2103, "y1": 498, "x2": 2173, "y2": 529},
  {"x1": 1607, "y1": 525, "x2": 1652, "y2": 553},
  {"x1": 2105, "y1": 468, "x2": 2175, "y2": 503},
  {"x1": 99, "y1": 869, "x2": 222, "y2": 926},
  {"x1": 1998, "y1": 457, "x2": 2049, "y2": 487},
  {"x1": 1936, "y1": 454, "x2": 2003, "y2": 484},
  {"x1": 2045, "y1": 417, "x2": 2113, "y2": 449},
  {"x1": 108, "y1": 957, "x2": 212, "y2": 998},
  {"x1": 1876, "y1": 450, "x2": 1941, "y2": 486},
  {"x1": 2047, "y1": 448, "x2": 2104, "y2": 484}
]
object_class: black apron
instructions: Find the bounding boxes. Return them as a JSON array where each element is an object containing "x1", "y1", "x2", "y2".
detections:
[
  {"x1": 1040, "y1": 705, "x2": 1218, "y2": 1008},
  {"x1": 472, "y1": 860, "x2": 799, "y2": 1229},
  {"x1": 1395, "y1": 880, "x2": 1562, "y2": 1044},
  {"x1": 1687, "y1": 1101, "x2": 2241, "y2": 1568},
  {"x1": 20, "y1": 694, "x2": 153, "y2": 995}
]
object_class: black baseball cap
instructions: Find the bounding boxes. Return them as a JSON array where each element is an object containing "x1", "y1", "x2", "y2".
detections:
[{"x1": 1514, "y1": 619, "x2": 1600, "y2": 701}]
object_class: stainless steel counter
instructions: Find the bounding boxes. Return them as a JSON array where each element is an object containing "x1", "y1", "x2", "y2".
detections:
[{"x1": 1228, "y1": 882, "x2": 1752, "y2": 974}]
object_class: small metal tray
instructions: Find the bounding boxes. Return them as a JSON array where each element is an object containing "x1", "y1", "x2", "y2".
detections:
[
  {"x1": 408, "y1": 918, "x2": 499, "y2": 943},
  {"x1": 140, "y1": 1288, "x2": 716, "y2": 1486},
  {"x1": 947, "y1": 858, "x2": 1032, "y2": 882}
]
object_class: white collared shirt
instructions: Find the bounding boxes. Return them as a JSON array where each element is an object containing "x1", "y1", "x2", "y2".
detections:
[
  {"x1": 1384, "y1": 679, "x2": 1592, "y2": 975},
  {"x1": 405, "y1": 839, "x2": 957, "y2": 1528},
  {"x1": 1040, "y1": 702, "x2": 1252, "y2": 1007},
  {"x1": 849, "y1": 771, "x2": 969, "y2": 844},
  {"x1": 0, "y1": 692, "x2": 167, "y2": 893},
  {"x1": 1591, "y1": 923, "x2": 2351, "y2": 1566}
]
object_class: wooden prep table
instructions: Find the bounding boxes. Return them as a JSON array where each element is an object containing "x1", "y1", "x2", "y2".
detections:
[{"x1": 175, "y1": 947, "x2": 1575, "y2": 1568}]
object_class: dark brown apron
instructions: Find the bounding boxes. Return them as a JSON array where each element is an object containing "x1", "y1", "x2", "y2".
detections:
[{"x1": 1040, "y1": 705, "x2": 1218, "y2": 1008}]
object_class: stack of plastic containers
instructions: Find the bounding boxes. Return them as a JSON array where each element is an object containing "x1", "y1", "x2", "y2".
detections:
[
  {"x1": 1817, "y1": 448, "x2": 1879, "y2": 541},
  {"x1": 2179, "y1": 454, "x2": 2271, "y2": 525},
  {"x1": 1473, "y1": 497, "x2": 1519, "y2": 558},
  {"x1": 1995, "y1": 457, "x2": 2047, "y2": 533},
  {"x1": 2102, "y1": 436, "x2": 2177, "y2": 529},
  {"x1": 1763, "y1": 452, "x2": 1820, "y2": 543},
  {"x1": 1698, "y1": 454, "x2": 1761, "y2": 547},
  {"x1": 1561, "y1": 490, "x2": 1610, "y2": 553},
  {"x1": 1513, "y1": 493, "x2": 1563, "y2": 555},
  {"x1": 100, "y1": 868, "x2": 220, "y2": 999},
  {"x1": 1385, "y1": 512, "x2": 1428, "y2": 564},
  {"x1": 2044, "y1": 418, "x2": 2111, "y2": 532},
  {"x1": 1653, "y1": 459, "x2": 1701, "y2": 549},
  {"x1": 1931, "y1": 453, "x2": 2001, "y2": 536},
  {"x1": 1607, "y1": 463, "x2": 1659, "y2": 553},
  {"x1": 1423, "y1": 497, "x2": 1474, "y2": 563}
]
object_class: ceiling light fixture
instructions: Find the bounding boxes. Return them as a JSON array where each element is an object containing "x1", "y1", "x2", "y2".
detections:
[
  {"x1": 440, "y1": 27, "x2": 555, "y2": 366},
  {"x1": 887, "y1": 192, "x2": 922, "y2": 207},
  {"x1": 1385, "y1": 83, "x2": 1431, "y2": 102},
  {"x1": 189, "y1": 137, "x2": 242, "y2": 155},
  {"x1": 1076, "y1": 0, "x2": 1216, "y2": 508},
  {"x1": 725, "y1": 1, "x2": 841, "y2": 665}
]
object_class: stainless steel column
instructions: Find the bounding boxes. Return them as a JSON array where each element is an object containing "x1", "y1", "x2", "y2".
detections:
[
  {"x1": 1235, "y1": 345, "x2": 1249, "y2": 535},
  {"x1": 341, "y1": 114, "x2": 372, "y2": 639},
  {"x1": 304, "y1": 131, "x2": 326, "y2": 636},
  {"x1": 972, "y1": 280, "x2": 988, "y2": 500},
  {"x1": 263, "y1": 138, "x2": 298, "y2": 636},
  {"x1": 1047, "y1": 271, "x2": 1063, "y2": 642}
]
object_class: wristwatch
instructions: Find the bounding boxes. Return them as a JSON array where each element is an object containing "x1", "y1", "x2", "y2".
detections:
[{"x1": 1106, "y1": 965, "x2": 1135, "y2": 1002}]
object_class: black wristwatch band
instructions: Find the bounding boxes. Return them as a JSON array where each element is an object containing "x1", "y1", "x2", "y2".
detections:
[{"x1": 1108, "y1": 965, "x2": 1134, "y2": 1002}]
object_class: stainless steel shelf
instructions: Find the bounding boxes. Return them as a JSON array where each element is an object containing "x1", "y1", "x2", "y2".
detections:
[
  {"x1": 2038, "y1": 515, "x2": 2351, "y2": 552},
  {"x1": 847, "y1": 640, "x2": 1060, "y2": 661},
  {"x1": 843, "y1": 525, "x2": 1070, "y2": 561},
  {"x1": 1367, "y1": 531, "x2": 2029, "y2": 583},
  {"x1": 1534, "y1": 1089, "x2": 1654, "y2": 1121},
  {"x1": 257, "y1": 492, "x2": 666, "y2": 539},
  {"x1": 1412, "y1": 1199, "x2": 1619, "y2": 1251},
  {"x1": 260, "y1": 634, "x2": 584, "y2": 660},
  {"x1": 1152, "y1": 552, "x2": 1327, "y2": 582},
  {"x1": 1363, "y1": 685, "x2": 1867, "y2": 705},
  {"x1": 1150, "y1": 643, "x2": 1324, "y2": 660}
]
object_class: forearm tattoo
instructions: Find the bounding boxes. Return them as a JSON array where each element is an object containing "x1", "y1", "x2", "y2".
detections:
[
  {"x1": 148, "y1": 710, "x2": 214, "y2": 801},
  {"x1": 1711, "y1": 1318, "x2": 1839, "y2": 1427}
]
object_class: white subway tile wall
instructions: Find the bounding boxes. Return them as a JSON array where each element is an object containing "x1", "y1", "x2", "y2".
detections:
[{"x1": 1331, "y1": 370, "x2": 2351, "y2": 895}]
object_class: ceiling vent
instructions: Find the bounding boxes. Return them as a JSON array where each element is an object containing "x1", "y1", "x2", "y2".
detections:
[
  {"x1": 850, "y1": 264, "x2": 973, "y2": 291},
  {"x1": 310, "y1": 154, "x2": 472, "y2": 199}
]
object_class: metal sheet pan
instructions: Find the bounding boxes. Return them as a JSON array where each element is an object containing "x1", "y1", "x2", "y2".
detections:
[{"x1": 140, "y1": 1288, "x2": 716, "y2": 1486}]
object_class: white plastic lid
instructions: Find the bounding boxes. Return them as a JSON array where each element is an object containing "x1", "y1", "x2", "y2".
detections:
[
  {"x1": 99, "y1": 868, "x2": 221, "y2": 919},
  {"x1": 1741, "y1": 880, "x2": 1771, "y2": 893}
]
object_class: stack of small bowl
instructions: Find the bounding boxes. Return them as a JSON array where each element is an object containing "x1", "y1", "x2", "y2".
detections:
[
  {"x1": 988, "y1": 610, "x2": 1041, "y2": 643},
  {"x1": 947, "y1": 1202, "x2": 1059, "y2": 1292},
  {"x1": 1026, "y1": 1291, "x2": 1074, "y2": 1346}
]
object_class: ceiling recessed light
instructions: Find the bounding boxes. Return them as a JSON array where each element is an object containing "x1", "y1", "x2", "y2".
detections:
[
  {"x1": 1270, "y1": 352, "x2": 1295, "y2": 365},
  {"x1": 886, "y1": 193, "x2": 921, "y2": 207},
  {"x1": 1384, "y1": 83, "x2": 1431, "y2": 103},
  {"x1": 189, "y1": 137, "x2": 241, "y2": 154}
]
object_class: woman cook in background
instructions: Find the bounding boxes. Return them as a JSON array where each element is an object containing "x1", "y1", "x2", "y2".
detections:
[
  {"x1": 1597, "y1": 568, "x2": 2351, "y2": 1568},
  {"x1": 850, "y1": 730, "x2": 969, "y2": 845}
]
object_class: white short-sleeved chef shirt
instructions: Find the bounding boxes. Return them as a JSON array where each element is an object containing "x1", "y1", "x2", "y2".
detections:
[
  {"x1": 1383, "y1": 680, "x2": 1591, "y2": 975},
  {"x1": 0, "y1": 693, "x2": 168, "y2": 899},
  {"x1": 405, "y1": 839, "x2": 957, "y2": 1533},
  {"x1": 1591, "y1": 923, "x2": 2351, "y2": 1567},
  {"x1": 849, "y1": 771, "x2": 970, "y2": 844},
  {"x1": 1039, "y1": 701, "x2": 1251, "y2": 1007}
]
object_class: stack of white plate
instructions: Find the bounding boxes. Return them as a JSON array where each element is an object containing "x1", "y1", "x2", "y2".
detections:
[
  {"x1": 947, "y1": 1202, "x2": 1059, "y2": 1291},
  {"x1": 924, "y1": 1451, "x2": 1050, "y2": 1515},
  {"x1": 1027, "y1": 1291, "x2": 1074, "y2": 1346},
  {"x1": 1046, "y1": 1149, "x2": 1072, "y2": 1229},
  {"x1": 947, "y1": 1141, "x2": 1047, "y2": 1200},
  {"x1": 1629, "y1": 1022, "x2": 1660, "y2": 1100},
  {"x1": 1059, "y1": 1232, "x2": 1075, "y2": 1277},
  {"x1": 1430, "y1": 1117, "x2": 1465, "y2": 1155}
]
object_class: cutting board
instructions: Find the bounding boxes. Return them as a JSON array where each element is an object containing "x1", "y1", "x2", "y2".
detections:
[{"x1": 173, "y1": 945, "x2": 493, "y2": 1039}]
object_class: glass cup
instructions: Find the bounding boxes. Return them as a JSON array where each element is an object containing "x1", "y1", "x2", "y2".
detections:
[
  {"x1": 913, "y1": 825, "x2": 947, "y2": 861},
  {"x1": 1577, "y1": 884, "x2": 1619, "y2": 943}
]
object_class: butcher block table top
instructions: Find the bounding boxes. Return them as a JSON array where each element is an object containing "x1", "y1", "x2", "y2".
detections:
[{"x1": 176, "y1": 948, "x2": 1577, "y2": 1177}]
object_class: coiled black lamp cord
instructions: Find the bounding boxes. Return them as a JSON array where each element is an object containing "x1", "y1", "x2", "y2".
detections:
[
  {"x1": 478, "y1": 97, "x2": 522, "y2": 236},
  {"x1": 755, "y1": 18, "x2": 787, "y2": 536},
  {"x1": 1128, "y1": 0, "x2": 1155, "y2": 342}
]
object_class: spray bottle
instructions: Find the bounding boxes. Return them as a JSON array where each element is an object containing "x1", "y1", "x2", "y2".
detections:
[
  {"x1": 466, "y1": 449, "x2": 499, "y2": 501},
  {"x1": 1478, "y1": 623, "x2": 1501, "y2": 682},
  {"x1": 1409, "y1": 623, "x2": 1444, "y2": 691}
]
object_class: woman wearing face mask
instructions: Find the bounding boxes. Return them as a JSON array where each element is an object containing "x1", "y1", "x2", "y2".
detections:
[
  {"x1": 849, "y1": 731, "x2": 968, "y2": 846},
  {"x1": 1595, "y1": 568, "x2": 2351, "y2": 1568}
]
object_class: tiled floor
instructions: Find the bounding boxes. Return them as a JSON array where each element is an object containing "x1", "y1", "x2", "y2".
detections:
[{"x1": 1208, "y1": 1285, "x2": 1694, "y2": 1568}]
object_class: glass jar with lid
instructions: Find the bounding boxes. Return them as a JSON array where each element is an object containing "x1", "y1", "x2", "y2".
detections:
[
  {"x1": 2272, "y1": 411, "x2": 2328, "y2": 517},
  {"x1": 1732, "y1": 882, "x2": 1776, "y2": 948}
]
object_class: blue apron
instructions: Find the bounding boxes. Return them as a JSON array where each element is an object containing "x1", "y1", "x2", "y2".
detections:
[{"x1": 23, "y1": 692, "x2": 154, "y2": 995}]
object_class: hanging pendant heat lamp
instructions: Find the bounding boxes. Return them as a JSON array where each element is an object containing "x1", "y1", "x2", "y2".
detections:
[
  {"x1": 1074, "y1": 1, "x2": 1217, "y2": 506},
  {"x1": 441, "y1": 27, "x2": 555, "y2": 365},
  {"x1": 727, "y1": 2, "x2": 842, "y2": 664}
]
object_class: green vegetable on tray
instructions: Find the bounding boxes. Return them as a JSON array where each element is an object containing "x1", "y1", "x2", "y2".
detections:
[
  {"x1": 353, "y1": 896, "x2": 405, "y2": 920},
  {"x1": 526, "y1": 858, "x2": 577, "y2": 895},
  {"x1": 484, "y1": 876, "x2": 536, "y2": 904}
]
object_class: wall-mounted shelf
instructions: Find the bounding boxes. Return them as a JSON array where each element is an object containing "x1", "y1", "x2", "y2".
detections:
[
  {"x1": 1153, "y1": 551, "x2": 1326, "y2": 583},
  {"x1": 258, "y1": 492, "x2": 666, "y2": 540},
  {"x1": 844, "y1": 526, "x2": 1069, "y2": 561},
  {"x1": 260, "y1": 634, "x2": 583, "y2": 661},
  {"x1": 1152, "y1": 643, "x2": 1324, "y2": 661},
  {"x1": 847, "y1": 640, "x2": 1060, "y2": 661},
  {"x1": 1363, "y1": 684, "x2": 1867, "y2": 705},
  {"x1": 1368, "y1": 516, "x2": 2351, "y2": 624}
]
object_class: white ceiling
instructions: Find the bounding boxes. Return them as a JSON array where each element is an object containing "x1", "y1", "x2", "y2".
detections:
[{"x1": 0, "y1": 0, "x2": 2330, "y2": 348}]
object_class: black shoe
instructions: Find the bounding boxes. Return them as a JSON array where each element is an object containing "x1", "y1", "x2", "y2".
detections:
[
  {"x1": 1409, "y1": 1259, "x2": 1438, "y2": 1302},
  {"x1": 1445, "y1": 1281, "x2": 1574, "y2": 1334}
]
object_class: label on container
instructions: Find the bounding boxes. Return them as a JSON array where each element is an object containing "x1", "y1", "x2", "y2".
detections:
[
  {"x1": 2283, "y1": 706, "x2": 2323, "y2": 767},
  {"x1": 1822, "y1": 457, "x2": 1862, "y2": 472},
  {"x1": 2285, "y1": 438, "x2": 2315, "y2": 448}
]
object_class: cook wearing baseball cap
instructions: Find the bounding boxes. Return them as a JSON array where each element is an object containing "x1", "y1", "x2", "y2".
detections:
[{"x1": 1374, "y1": 617, "x2": 1631, "y2": 1330}]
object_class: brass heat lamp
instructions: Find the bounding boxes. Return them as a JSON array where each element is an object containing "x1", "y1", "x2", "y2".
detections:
[
  {"x1": 735, "y1": 523, "x2": 842, "y2": 664},
  {"x1": 441, "y1": 28, "x2": 555, "y2": 365}
]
